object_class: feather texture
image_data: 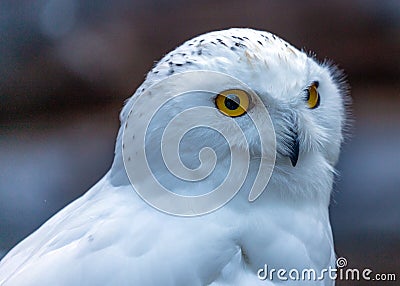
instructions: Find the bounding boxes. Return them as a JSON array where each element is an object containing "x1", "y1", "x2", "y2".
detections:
[{"x1": 0, "y1": 28, "x2": 348, "y2": 285}]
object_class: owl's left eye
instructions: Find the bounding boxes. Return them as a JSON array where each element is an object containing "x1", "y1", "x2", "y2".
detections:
[
  {"x1": 306, "y1": 82, "x2": 320, "y2": 109},
  {"x1": 215, "y1": 89, "x2": 250, "y2": 117}
]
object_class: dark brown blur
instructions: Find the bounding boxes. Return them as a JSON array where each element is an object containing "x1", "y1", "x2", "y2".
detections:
[{"x1": 1, "y1": 1, "x2": 399, "y2": 285}]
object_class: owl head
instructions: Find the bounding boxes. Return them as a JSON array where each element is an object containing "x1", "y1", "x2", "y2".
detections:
[{"x1": 111, "y1": 28, "x2": 350, "y2": 214}]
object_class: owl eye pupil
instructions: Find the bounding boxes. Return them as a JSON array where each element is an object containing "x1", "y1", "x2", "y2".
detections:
[{"x1": 224, "y1": 94, "x2": 240, "y2": 110}]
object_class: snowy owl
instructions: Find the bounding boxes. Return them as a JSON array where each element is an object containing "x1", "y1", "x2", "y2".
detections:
[{"x1": 0, "y1": 28, "x2": 349, "y2": 285}]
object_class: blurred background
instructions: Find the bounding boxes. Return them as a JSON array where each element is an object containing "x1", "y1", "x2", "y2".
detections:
[{"x1": 0, "y1": 0, "x2": 399, "y2": 284}]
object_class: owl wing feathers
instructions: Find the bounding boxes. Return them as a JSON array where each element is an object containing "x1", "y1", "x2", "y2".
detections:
[{"x1": 0, "y1": 173, "x2": 265, "y2": 286}]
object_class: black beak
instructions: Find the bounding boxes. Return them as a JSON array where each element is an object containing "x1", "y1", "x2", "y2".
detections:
[
  {"x1": 277, "y1": 115, "x2": 300, "y2": 167},
  {"x1": 288, "y1": 134, "x2": 299, "y2": 167}
]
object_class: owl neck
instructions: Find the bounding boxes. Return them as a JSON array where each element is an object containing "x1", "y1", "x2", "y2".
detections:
[{"x1": 109, "y1": 126, "x2": 132, "y2": 186}]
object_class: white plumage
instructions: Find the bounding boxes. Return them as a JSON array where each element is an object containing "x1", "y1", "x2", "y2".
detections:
[{"x1": 0, "y1": 28, "x2": 349, "y2": 285}]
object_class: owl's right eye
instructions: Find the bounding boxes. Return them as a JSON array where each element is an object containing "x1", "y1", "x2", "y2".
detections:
[{"x1": 215, "y1": 89, "x2": 250, "y2": 117}]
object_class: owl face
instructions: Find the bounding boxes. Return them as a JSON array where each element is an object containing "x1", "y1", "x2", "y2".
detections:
[
  {"x1": 123, "y1": 28, "x2": 347, "y2": 167},
  {"x1": 119, "y1": 28, "x2": 349, "y2": 211}
]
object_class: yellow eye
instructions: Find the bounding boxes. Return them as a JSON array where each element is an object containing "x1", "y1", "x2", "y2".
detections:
[
  {"x1": 215, "y1": 89, "x2": 250, "y2": 117},
  {"x1": 306, "y1": 82, "x2": 320, "y2": 109}
]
